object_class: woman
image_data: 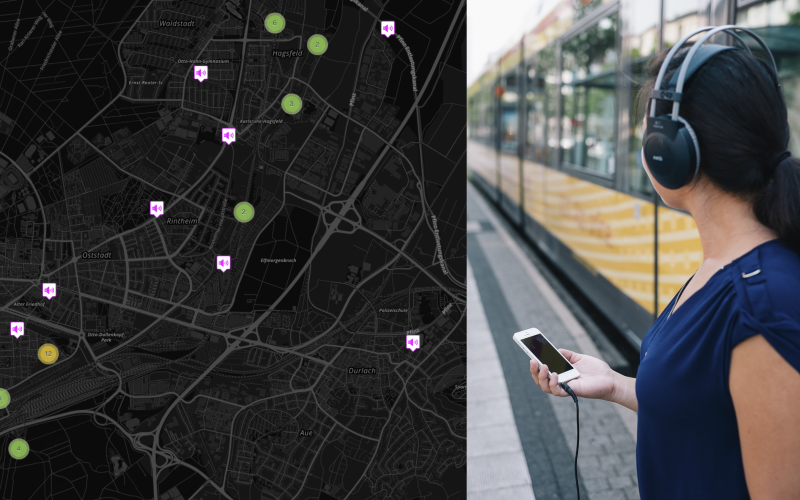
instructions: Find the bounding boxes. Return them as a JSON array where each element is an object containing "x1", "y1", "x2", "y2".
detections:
[{"x1": 530, "y1": 42, "x2": 800, "y2": 498}]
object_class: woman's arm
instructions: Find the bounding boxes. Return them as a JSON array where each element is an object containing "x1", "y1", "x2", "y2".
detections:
[
  {"x1": 610, "y1": 372, "x2": 638, "y2": 412},
  {"x1": 730, "y1": 334, "x2": 800, "y2": 499},
  {"x1": 531, "y1": 349, "x2": 638, "y2": 412}
]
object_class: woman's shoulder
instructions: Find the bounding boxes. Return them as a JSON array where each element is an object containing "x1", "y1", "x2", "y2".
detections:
[
  {"x1": 759, "y1": 240, "x2": 800, "y2": 296},
  {"x1": 732, "y1": 239, "x2": 800, "y2": 325},
  {"x1": 720, "y1": 240, "x2": 800, "y2": 371},
  {"x1": 730, "y1": 240, "x2": 800, "y2": 374}
]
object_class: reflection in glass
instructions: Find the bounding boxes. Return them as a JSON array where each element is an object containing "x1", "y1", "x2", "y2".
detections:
[
  {"x1": 622, "y1": 0, "x2": 660, "y2": 195},
  {"x1": 561, "y1": 15, "x2": 618, "y2": 175},
  {"x1": 468, "y1": 85, "x2": 495, "y2": 146},
  {"x1": 500, "y1": 72, "x2": 520, "y2": 154},
  {"x1": 525, "y1": 46, "x2": 558, "y2": 165},
  {"x1": 663, "y1": 0, "x2": 702, "y2": 47},
  {"x1": 573, "y1": 0, "x2": 615, "y2": 21},
  {"x1": 737, "y1": 0, "x2": 800, "y2": 156}
]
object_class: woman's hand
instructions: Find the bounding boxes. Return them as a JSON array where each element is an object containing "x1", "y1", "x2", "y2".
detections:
[{"x1": 530, "y1": 348, "x2": 617, "y2": 401}]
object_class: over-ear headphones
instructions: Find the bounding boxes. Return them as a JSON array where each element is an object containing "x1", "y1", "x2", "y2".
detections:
[{"x1": 643, "y1": 26, "x2": 782, "y2": 190}]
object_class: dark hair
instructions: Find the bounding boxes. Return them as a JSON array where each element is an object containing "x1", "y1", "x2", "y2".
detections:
[{"x1": 638, "y1": 45, "x2": 800, "y2": 254}]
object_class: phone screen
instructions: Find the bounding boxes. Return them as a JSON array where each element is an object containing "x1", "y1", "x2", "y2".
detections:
[{"x1": 521, "y1": 334, "x2": 574, "y2": 374}]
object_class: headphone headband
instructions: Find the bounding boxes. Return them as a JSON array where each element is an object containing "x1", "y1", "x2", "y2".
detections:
[
  {"x1": 643, "y1": 25, "x2": 784, "y2": 190},
  {"x1": 650, "y1": 26, "x2": 780, "y2": 120}
]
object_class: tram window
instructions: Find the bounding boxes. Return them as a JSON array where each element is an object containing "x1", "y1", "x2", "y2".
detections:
[
  {"x1": 574, "y1": 0, "x2": 604, "y2": 20},
  {"x1": 470, "y1": 85, "x2": 495, "y2": 146},
  {"x1": 500, "y1": 72, "x2": 520, "y2": 153},
  {"x1": 628, "y1": 55, "x2": 655, "y2": 195},
  {"x1": 561, "y1": 15, "x2": 618, "y2": 176},
  {"x1": 624, "y1": 0, "x2": 660, "y2": 195},
  {"x1": 663, "y1": 0, "x2": 702, "y2": 48},
  {"x1": 737, "y1": 1, "x2": 800, "y2": 157},
  {"x1": 468, "y1": 96, "x2": 477, "y2": 138},
  {"x1": 573, "y1": 0, "x2": 616, "y2": 21},
  {"x1": 525, "y1": 46, "x2": 558, "y2": 165}
]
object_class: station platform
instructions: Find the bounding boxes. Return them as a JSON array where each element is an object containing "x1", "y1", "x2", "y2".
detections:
[{"x1": 467, "y1": 180, "x2": 640, "y2": 500}]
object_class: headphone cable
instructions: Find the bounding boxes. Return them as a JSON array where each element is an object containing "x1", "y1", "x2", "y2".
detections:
[{"x1": 560, "y1": 382, "x2": 580, "y2": 500}]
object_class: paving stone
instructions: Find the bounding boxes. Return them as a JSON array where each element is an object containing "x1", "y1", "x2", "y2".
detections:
[
  {"x1": 467, "y1": 371, "x2": 509, "y2": 402},
  {"x1": 468, "y1": 395, "x2": 517, "y2": 430},
  {"x1": 582, "y1": 477, "x2": 610, "y2": 492},
  {"x1": 590, "y1": 489, "x2": 625, "y2": 500},
  {"x1": 608, "y1": 475, "x2": 634, "y2": 489},
  {"x1": 467, "y1": 453, "x2": 532, "y2": 492},
  {"x1": 624, "y1": 485, "x2": 641, "y2": 500},
  {"x1": 467, "y1": 423, "x2": 523, "y2": 458},
  {"x1": 469, "y1": 485, "x2": 536, "y2": 500}
]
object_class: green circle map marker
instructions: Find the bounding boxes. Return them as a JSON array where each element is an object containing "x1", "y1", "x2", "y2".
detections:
[
  {"x1": 281, "y1": 94, "x2": 303, "y2": 115},
  {"x1": 234, "y1": 202, "x2": 255, "y2": 223},
  {"x1": 264, "y1": 13, "x2": 286, "y2": 34},
  {"x1": 8, "y1": 438, "x2": 29, "y2": 460},
  {"x1": 307, "y1": 34, "x2": 328, "y2": 56},
  {"x1": 0, "y1": 389, "x2": 9, "y2": 409}
]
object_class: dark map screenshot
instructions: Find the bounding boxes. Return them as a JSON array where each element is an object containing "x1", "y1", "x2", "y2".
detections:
[{"x1": 0, "y1": 0, "x2": 466, "y2": 498}]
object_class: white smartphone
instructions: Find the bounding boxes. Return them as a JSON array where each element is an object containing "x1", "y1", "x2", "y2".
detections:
[{"x1": 513, "y1": 328, "x2": 580, "y2": 383}]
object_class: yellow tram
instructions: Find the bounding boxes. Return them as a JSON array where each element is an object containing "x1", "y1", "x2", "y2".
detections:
[{"x1": 467, "y1": 0, "x2": 800, "y2": 345}]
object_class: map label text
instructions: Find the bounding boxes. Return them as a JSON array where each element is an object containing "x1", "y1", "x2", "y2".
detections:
[{"x1": 348, "y1": 367, "x2": 377, "y2": 374}]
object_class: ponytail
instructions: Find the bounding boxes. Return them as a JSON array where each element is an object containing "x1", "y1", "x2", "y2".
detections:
[{"x1": 754, "y1": 156, "x2": 800, "y2": 255}]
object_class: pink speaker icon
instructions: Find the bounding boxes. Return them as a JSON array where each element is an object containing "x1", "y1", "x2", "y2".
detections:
[
  {"x1": 217, "y1": 256, "x2": 231, "y2": 272},
  {"x1": 222, "y1": 128, "x2": 236, "y2": 145},
  {"x1": 381, "y1": 21, "x2": 395, "y2": 38},
  {"x1": 10, "y1": 322, "x2": 24, "y2": 339},
  {"x1": 150, "y1": 201, "x2": 164, "y2": 218},
  {"x1": 43, "y1": 283, "x2": 56, "y2": 300},
  {"x1": 194, "y1": 65, "x2": 208, "y2": 82}
]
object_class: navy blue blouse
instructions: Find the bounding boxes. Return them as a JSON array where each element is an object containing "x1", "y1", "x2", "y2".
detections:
[{"x1": 636, "y1": 239, "x2": 800, "y2": 499}]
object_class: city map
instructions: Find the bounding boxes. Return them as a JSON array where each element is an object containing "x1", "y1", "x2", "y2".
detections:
[{"x1": 0, "y1": 1, "x2": 466, "y2": 498}]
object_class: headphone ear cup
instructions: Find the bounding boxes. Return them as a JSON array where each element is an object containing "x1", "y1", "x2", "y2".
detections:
[
  {"x1": 642, "y1": 115, "x2": 699, "y2": 190},
  {"x1": 675, "y1": 116, "x2": 700, "y2": 183}
]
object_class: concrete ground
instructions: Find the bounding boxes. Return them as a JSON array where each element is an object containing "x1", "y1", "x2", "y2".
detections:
[{"x1": 467, "y1": 181, "x2": 640, "y2": 500}]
